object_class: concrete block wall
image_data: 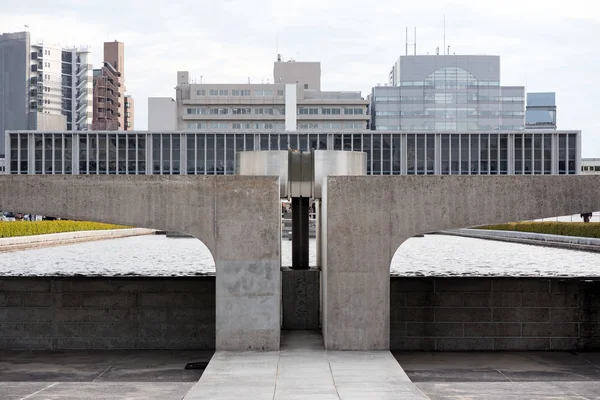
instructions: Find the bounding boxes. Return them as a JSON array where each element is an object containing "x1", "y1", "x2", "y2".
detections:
[
  {"x1": 0, "y1": 277, "x2": 215, "y2": 350},
  {"x1": 390, "y1": 277, "x2": 599, "y2": 351}
]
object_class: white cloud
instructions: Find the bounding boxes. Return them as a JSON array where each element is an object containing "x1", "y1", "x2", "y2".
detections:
[{"x1": 1, "y1": 0, "x2": 598, "y2": 156}]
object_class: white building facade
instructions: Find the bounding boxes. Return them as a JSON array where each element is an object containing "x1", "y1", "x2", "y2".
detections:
[
  {"x1": 31, "y1": 43, "x2": 93, "y2": 131},
  {"x1": 149, "y1": 61, "x2": 369, "y2": 133}
]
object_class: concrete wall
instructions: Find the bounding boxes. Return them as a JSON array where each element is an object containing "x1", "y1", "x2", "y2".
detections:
[
  {"x1": 148, "y1": 97, "x2": 177, "y2": 131},
  {"x1": 391, "y1": 277, "x2": 600, "y2": 351},
  {"x1": 3, "y1": 276, "x2": 600, "y2": 352},
  {"x1": 322, "y1": 175, "x2": 600, "y2": 350},
  {"x1": 0, "y1": 277, "x2": 215, "y2": 350},
  {"x1": 0, "y1": 175, "x2": 281, "y2": 351}
]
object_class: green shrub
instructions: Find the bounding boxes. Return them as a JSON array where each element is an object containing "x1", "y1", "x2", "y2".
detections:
[
  {"x1": 0, "y1": 220, "x2": 129, "y2": 238},
  {"x1": 479, "y1": 222, "x2": 600, "y2": 238}
]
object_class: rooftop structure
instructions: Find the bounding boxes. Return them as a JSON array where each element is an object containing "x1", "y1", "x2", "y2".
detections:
[
  {"x1": 371, "y1": 55, "x2": 525, "y2": 132},
  {"x1": 148, "y1": 60, "x2": 369, "y2": 132},
  {"x1": 526, "y1": 92, "x2": 557, "y2": 130}
]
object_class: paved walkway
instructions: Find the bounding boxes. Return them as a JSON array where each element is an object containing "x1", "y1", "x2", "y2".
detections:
[
  {"x1": 396, "y1": 351, "x2": 600, "y2": 399},
  {"x1": 183, "y1": 331, "x2": 427, "y2": 399},
  {"x1": 0, "y1": 350, "x2": 212, "y2": 399}
]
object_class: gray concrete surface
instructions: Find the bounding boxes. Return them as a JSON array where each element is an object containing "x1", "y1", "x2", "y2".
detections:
[
  {"x1": 322, "y1": 175, "x2": 600, "y2": 350},
  {"x1": 185, "y1": 330, "x2": 427, "y2": 399},
  {"x1": 0, "y1": 175, "x2": 281, "y2": 351},
  {"x1": 442, "y1": 228, "x2": 600, "y2": 253},
  {"x1": 0, "y1": 350, "x2": 212, "y2": 399},
  {"x1": 0, "y1": 228, "x2": 155, "y2": 252},
  {"x1": 395, "y1": 351, "x2": 600, "y2": 399}
]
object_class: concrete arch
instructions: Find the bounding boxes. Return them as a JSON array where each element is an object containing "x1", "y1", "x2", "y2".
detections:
[
  {"x1": 0, "y1": 175, "x2": 281, "y2": 351},
  {"x1": 321, "y1": 175, "x2": 600, "y2": 350}
]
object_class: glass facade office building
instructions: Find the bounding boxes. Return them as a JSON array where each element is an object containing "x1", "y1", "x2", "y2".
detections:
[
  {"x1": 373, "y1": 55, "x2": 525, "y2": 132},
  {"x1": 7, "y1": 130, "x2": 580, "y2": 176}
]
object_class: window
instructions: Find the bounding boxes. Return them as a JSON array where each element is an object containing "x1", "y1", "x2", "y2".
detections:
[
  {"x1": 255, "y1": 123, "x2": 274, "y2": 129},
  {"x1": 343, "y1": 122, "x2": 364, "y2": 129},
  {"x1": 304, "y1": 84, "x2": 308, "y2": 89},
  {"x1": 232, "y1": 123, "x2": 253, "y2": 129},
  {"x1": 277, "y1": 89, "x2": 284, "y2": 96},
  {"x1": 255, "y1": 108, "x2": 274, "y2": 115},
  {"x1": 196, "y1": 89, "x2": 206, "y2": 96},
  {"x1": 232, "y1": 89, "x2": 251, "y2": 96},
  {"x1": 255, "y1": 89, "x2": 274, "y2": 96},
  {"x1": 232, "y1": 108, "x2": 251, "y2": 115},
  {"x1": 209, "y1": 123, "x2": 228, "y2": 129},
  {"x1": 322, "y1": 108, "x2": 341, "y2": 115},
  {"x1": 319, "y1": 122, "x2": 341, "y2": 129},
  {"x1": 344, "y1": 108, "x2": 364, "y2": 115},
  {"x1": 298, "y1": 108, "x2": 318, "y2": 115},
  {"x1": 298, "y1": 122, "x2": 318, "y2": 130},
  {"x1": 187, "y1": 108, "x2": 208, "y2": 115},
  {"x1": 209, "y1": 108, "x2": 229, "y2": 115}
]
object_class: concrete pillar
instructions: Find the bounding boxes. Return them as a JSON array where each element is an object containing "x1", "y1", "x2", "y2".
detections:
[
  {"x1": 211, "y1": 178, "x2": 281, "y2": 351},
  {"x1": 0, "y1": 175, "x2": 282, "y2": 351},
  {"x1": 321, "y1": 175, "x2": 600, "y2": 350}
]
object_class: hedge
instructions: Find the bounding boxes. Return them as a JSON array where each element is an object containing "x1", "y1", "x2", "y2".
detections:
[
  {"x1": 0, "y1": 221, "x2": 129, "y2": 238},
  {"x1": 479, "y1": 222, "x2": 600, "y2": 239}
]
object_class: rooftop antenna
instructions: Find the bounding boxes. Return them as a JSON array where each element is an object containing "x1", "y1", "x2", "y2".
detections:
[
  {"x1": 405, "y1": 27, "x2": 417, "y2": 56},
  {"x1": 443, "y1": 14, "x2": 446, "y2": 55},
  {"x1": 414, "y1": 27, "x2": 417, "y2": 55}
]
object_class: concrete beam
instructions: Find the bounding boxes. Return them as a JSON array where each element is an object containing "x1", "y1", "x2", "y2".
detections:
[
  {"x1": 321, "y1": 175, "x2": 600, "y2": 350},
  {"x1": 0, "y1": 175, "x2": 281, "y2": 351}
]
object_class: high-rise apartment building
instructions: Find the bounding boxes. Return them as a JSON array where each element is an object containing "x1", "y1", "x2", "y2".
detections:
[
  {"x1": 371, "y1": 55, "x2": 525, "y2": 132},
  {"x1": 92, "y1": 41, "x2": 132, "y2": 130},
  {"x1": 526, "y1": 92, "x2": 557, "y2": 130},
  {"x1": 0, "y1": 31, "x2": 93, "y2": 157},
  {"x1": 92, "y1": 61, "x2": 120, "y2": 130},
  {"x1": 30, "y1": 43, "x2": 93, "y2": 131},
  {"x1": 148, "y1": 60, "x2": 369, "y2": 132}
]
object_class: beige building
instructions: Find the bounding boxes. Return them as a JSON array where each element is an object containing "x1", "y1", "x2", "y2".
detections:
[
  {"x1": 92, "y1": 41, "x2": 133, "y2": 130},
  {"x1": 148, "y1": 60, "x2": 368, "y2": 131},
  {"x1": 581, "y1": 158, "x2": 600, "y2": 174}
]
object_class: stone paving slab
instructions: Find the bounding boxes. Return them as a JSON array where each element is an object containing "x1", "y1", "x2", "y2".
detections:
[
  {"x1": 416, "y1": 382, "x2": 597, "y2": 399},
  {"x1": 184, "y1": 331, "x2": 428, "y2": 400},
  {"x1": 17, "y1": 382, "x2": 194, "y2": 399}
]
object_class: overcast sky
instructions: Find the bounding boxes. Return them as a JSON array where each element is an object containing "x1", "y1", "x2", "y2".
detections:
[{"x1": 2, "y1": 0, "x2": 598, "y2": 156}]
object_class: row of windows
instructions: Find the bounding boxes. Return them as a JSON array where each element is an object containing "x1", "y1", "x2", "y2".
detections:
[
  {"x1": 297, "y1": 122, "x2": 365, "y2": 130},
  {"x1": 298, "y1": 107, "x2": 364, "y2": 115},
  {"x1": 399, "y1": 80, "x2": 500, "y2": 87},
  {"x1": 9, "y1": 132, "x2": 579, "y2": 177},
  {"x1": 376, "y1": 124, "x2": 526, "y2": 131},
  {"x1": 185, "y1": 122, "x2": 365, "y2": 130},
  {"x1": 377, "y1": 110, "x2": 525, "y2": 118},
  {"x1": 187, "y1": 107, "x2": 286, "y2": 115},
  {"x1": 196, "y1": 89, "x2": 285, "y2": 97},
  {"x1": 375, "y1": 96, "x2": 524, "y2": 103},
  {"x1": 187, "y1": 107, "x2": 365, "y2": 116},
  {"x1": 582, "y1": 166, "x2": 600, "y2": 171}
]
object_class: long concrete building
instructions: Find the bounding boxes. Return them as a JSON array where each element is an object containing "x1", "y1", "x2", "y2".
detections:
[
  {"x1": 4, "y1": 129, "x2": 580, "y2": 175},
  {"x1": 148, "y1": 59, "x2": 369, "y2": 132}
]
